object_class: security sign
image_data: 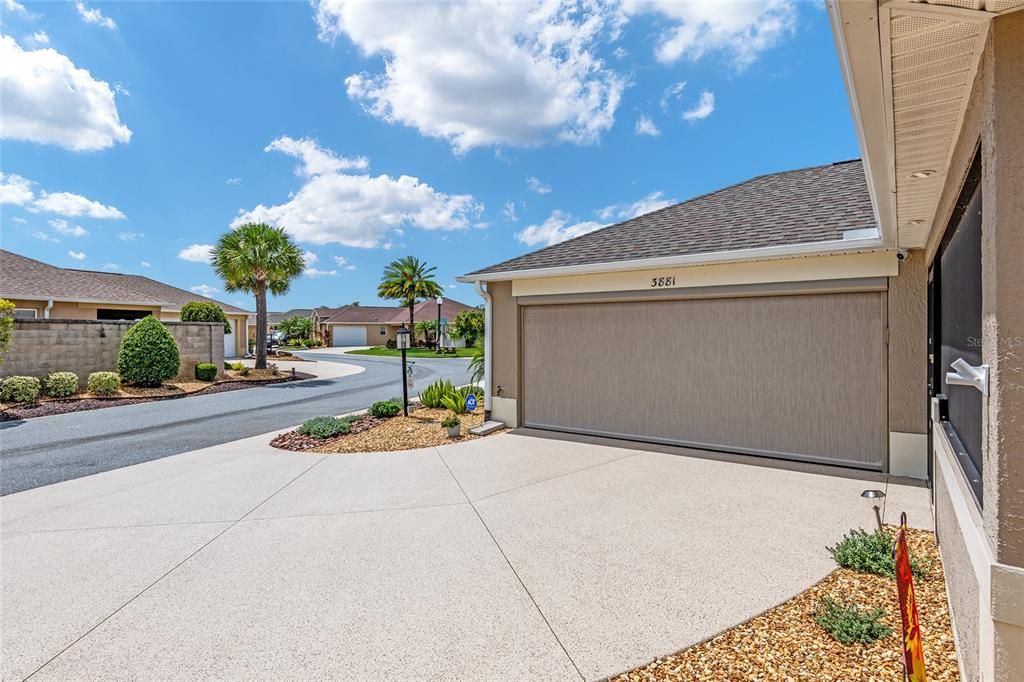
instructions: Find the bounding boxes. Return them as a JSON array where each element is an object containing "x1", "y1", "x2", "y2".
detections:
[
  {"x1": 894, "y1": 512, "x2": 927, "y2": 681},
  {"x1": 465, "y1": 393, "x2": 477, "y2": 412}
]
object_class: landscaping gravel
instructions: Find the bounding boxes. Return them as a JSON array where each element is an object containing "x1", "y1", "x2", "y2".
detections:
[{"x1": 614, "y1": 527, "x2": 957, "y2": 681}]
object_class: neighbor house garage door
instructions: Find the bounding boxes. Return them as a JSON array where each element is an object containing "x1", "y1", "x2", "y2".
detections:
[
  {"x1": 331, "y1": 325, "x2": 367, "y2": 346},
  {"x1": 521, "y1": 291, "x2": 887, "y2": 470}
]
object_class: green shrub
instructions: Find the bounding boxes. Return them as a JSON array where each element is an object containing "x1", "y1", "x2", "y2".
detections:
[
  {"x1": 420, "y1": 379, "x2": 455, "y2": 408},
  {"x1": 440, "y1": 393, "x2": 467, "y2": 414},
  {"x1": 297, "y1": 415, "x2": 354, "y2": 438},
  {"x1": 117, "y1": 316, "x2": 180, "y2": 387},
  {"x1": 0, "y1": 298, "x2": 14, "y2": 365},
  {"x1": 44, "y1": 371, "x2": 79, "y2": 398},
  {"x1": 456, "y1": 384, "x2": 483, "y2": 403},
  {"x1": 231, "y1": 361, "x2": 245, "y2": 371},
  {"x1": 369, "y1": 399, "x2": 402, "y2": 418},
  {"x1": 180, "y1": 301, "x2": 231, "y2": 333},
  {"x1": 828, "y1": 528, "x2": 930, "y2": 579},
  {"x1": 195, "y1": 363, "x2": 217, "y2": 381},
  {"x1": 814, "y1": 597, "x2": 892, "y2": 645},
  {"x1": 441, "y1": 413, "x2": 460, "y2": 429},
  {"x1": 87, "y1": 371, "x2": 121, "y2": 395},
  {"x1": 1, "y1": 375, "x2": 41, "y2": 403}
]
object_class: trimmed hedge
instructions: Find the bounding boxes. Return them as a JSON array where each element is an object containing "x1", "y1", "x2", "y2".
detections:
[
  {"x1": 195, "y1": 363, "x2": 217, "y2": 382},
  {"x1": 87, "y1": 372, "x2": 121, "y2": 395},
  {"x1": 180, "y1": 301, "x2": 231, "y2": 333},
  {"x1": 1, "y1": 375, "x2": 41, "y2": 403},
  {"x1": 369, "y1": 399, "x2": 402, "y2": 418},
  {"x1": 117, "y1": 316, "x2": 180, "y2": 387},
  {"x1": 297, "y1": 416, "x2": 354, "y2": 438},
  {"x1": 44, "y1": 371, "x2": 79, "y2": 398}
]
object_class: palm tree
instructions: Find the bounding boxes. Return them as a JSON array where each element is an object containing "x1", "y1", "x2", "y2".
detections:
[
  {"x1": 377, "y1": 256, "x2": 442, "y2": 343},
  {"x1": 212, "y1": 223, "x2": 304, "y2": 369}
]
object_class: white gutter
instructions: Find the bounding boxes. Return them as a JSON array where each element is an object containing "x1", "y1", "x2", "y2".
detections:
[
  {"x1": 43, "y1": 299, "x2": 54, "y2": 319},
  {"x1": 474, "y1": 280, "x2": 493, "y2": 418},
  {"x1": 458, "y1": 237, "x2": 888, "y2": 283}
]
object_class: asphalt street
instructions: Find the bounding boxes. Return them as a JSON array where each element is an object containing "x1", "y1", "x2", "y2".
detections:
[{"x1": 0, "y1": 351, "x2": 471, "y2": 495}]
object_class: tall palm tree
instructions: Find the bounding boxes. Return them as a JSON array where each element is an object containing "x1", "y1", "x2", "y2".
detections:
[
  {"x1": 212, "y1": 223, "x2": 304, "y2": 369},
  {"x1": 377, "y1": 256, "x2": 442, "y2": 343}
]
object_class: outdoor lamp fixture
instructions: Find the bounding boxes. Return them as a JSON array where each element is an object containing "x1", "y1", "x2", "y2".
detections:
[
  {"x1": 396, "y1": 323, "x2": 410, "y2": 417},
  {"x1": 436, "y1": 296, "x2": 443, "y2": 353},
  {"x1": 861, "y1": 489, "x2": 886, "y2": 532}
]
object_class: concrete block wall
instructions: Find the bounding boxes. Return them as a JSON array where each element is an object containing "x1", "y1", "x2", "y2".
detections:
[{"x1": 1, "y1": 319, "x2": 224, "y2": 385}]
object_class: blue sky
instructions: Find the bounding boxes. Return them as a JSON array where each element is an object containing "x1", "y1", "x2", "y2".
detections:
[{"x1": 1, "y1": 0, "x2": 858, "y2": 311}]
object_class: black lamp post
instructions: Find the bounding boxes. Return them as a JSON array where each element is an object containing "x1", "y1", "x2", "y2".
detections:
[
  {"x1": 436, "y1": 296, "x2": 443, "y2": 352},
  {"x1": 397, "y1": 323, "x2": 410, "y2": 417}
]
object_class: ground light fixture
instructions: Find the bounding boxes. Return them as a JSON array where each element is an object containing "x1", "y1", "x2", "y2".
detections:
[
  {"x1": 436, "y1": 296, "x2": 443, "y2": 353},
  {"x1": 396, "y1": 323, "x2": 410, "y2": 417},
  {"x1": 861, "y1": 489, "x2": 886, "y2": 532}
]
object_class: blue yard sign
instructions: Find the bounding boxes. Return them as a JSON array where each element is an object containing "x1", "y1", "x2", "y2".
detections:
[{"x1": 465, "y1": 393, "x2": 477, "y2": 412}]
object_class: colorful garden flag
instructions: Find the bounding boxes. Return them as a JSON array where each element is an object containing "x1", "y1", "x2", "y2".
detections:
[{"x1": 894, "y1": 512, "x2": 927, "y2": 681}]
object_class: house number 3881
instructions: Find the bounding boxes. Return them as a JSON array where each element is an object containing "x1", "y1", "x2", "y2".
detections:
[{"x1": 650, "y1": 276, "x2": 675, "y2": 288}]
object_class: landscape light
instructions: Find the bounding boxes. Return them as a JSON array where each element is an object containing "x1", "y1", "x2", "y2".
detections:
[{"x1": 861, "y1": 489, "x2": 886, "y2": 532}]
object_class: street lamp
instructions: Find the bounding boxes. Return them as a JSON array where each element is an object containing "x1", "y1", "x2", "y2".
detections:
[
  {"x1": 396, "y1": 323, "x2": 410, "y2": 417},
  {"x1": 861, "y1": 489, "x2": 886, "y2": 532},
  {"x1": 436, "y1": 296, "x2": 443, "y2": 353}
]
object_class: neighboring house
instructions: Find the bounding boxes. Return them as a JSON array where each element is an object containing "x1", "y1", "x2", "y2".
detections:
[
  {"x1": 462, "y1": 4, "x2": 1024, "y2": 680},
  {"x1": 319, "y1": 298, "x2": 477, "y2": 347},
  {"x1": 1, "y1": 249, "x2": 249, "y2": 357},
  {"x1": 245, "y1": 308, "x2": 315, "y2": 340}
]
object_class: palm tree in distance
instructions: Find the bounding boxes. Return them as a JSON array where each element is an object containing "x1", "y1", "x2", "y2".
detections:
[
  {"x1": 212, "y1": 223, "x2": 304, "y2": 369},
  {"x1": 377, "y1": 256, "x2": 442, "y2": 344}
]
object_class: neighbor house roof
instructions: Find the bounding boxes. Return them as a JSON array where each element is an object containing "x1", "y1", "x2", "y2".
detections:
[
  {"x1": 247, "y1": 309, "x2": 316, "y2": 326},
  {"x1": 1, "y1": 249, "x2": 247, "y2": 314},
  {"x1": 462, "y1": 160, "x2": 878, "y2": 279},
  {"x1": 322, "y1": 298, "x2": 478, "y2": 325}
]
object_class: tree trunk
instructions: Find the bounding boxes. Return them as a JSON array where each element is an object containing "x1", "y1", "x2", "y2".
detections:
[
  {"x1": 255, "y1": 281, "x2": 268, "y2": 369},
  {"x1": 408, "y1": 302, "x2": 415, "y2": 345}
]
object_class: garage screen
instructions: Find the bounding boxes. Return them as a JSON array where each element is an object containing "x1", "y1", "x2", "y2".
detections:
[{"x1": 521, "y1": 292, "x2": 886, "y2": 469}]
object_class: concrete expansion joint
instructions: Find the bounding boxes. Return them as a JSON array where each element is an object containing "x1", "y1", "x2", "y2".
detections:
[
  {"x1": 470, "y1": 451, "x2": 643, "y2": 504},
  {"x1": 432, "y1": 446, "x2": 586, "y2": 681}
]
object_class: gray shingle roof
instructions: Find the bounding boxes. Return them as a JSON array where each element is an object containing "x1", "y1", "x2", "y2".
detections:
[
  {"x1": 465, "y1": 160, "x2": 876, "y2": 277},
  {"x1": 1, "y1": 249, "x2": 248, "y2": 314}
]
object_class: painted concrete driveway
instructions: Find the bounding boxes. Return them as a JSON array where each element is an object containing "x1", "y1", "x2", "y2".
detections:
[
  {"x1": 0, "y1": 431, "x2": 931, "y2": 681},
  {"x1": 0, "y1": 350, "x2": 471, "y2": 495}
]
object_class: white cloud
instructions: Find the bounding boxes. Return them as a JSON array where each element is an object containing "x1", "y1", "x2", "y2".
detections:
[
  {"x1": 660, "y1": 81, "x2": 686, "y2": 113},
  {"x1": 31, "y1": 191, "x2": 125, "y2": 219},
  {"x1": 302, "y1": 250, "x2": 319, "y2": 264},
  {"x1": 317, "y1": 0, "x2": 627, "y2": 153},
  {"x1": 1, "y1": 172, "x2": 125, "y2": 219},
  {"x1": 0, "y1": 172, "x2": 34, "y2": 205},
  {"x1": 526, "y1": 176, "x2": 552, "y2": 195},
  {"x1": 303, "y1": 267, "x2": 338, "y2": 278},
  {"x1": 597, "y1": 191, "x2": 675, "y2": 221},
  {"x1": 0, "y1": 36, "x2": 132, "y2": 151},
  {"x1": 140, "y1": 261, "x2": 151, "y2": 268},
  {"x1": 332, "y1": 255, "x2": 347, "y2": 266},
  {"x1": 265, "y1": 136, "x2": 368, "y2": 176},
  {"x1": 226, "y1": 177, "x2": 241, "y2": 185},
  {"x1": 102, "y1": 262, "x2": 119, "y2": 271},
  {"x1": 31, "y1": 230, "x2": 58, "y2": 242},
  {"x1": 49, "y1": 218, "x2": 88, "y2": 237},
  {"x1": 516, "y1": 209, "x2": 605, "y2": 247},
  {"x1": 114, "y1": 83, "x2": 130, "y2": 96},
  {"x1": 635, "y1": 114, "x2": 661, "y2": 137},
  {"x1": 190, "y1": 284, "x2": 220, "y2": 297},
  {"x1": 628, "y1": 0, "x2": 797, "y2": 69},
  {"x1": 612, "y1": 46, "x2": 628, "y2": 59},
  {"x1": 67, "y1": 250, "x2": 86, "y2": 261},
  {"x1": 446, "y1": 283, "x2": 458, "y2": 289},
  {"x1": 3, "y1": 0, "x2": 30, "y2": 17},
  {"x1": 502, "y1": 201, "x2": 518, "y2": 222},
  {"x1": 75, "y1": 1, "x2": 118, "y2": 30},
  {"x1": 682, "y1": 90, "x2": 715, "y2": 121},
  {"x1": 178, "y1": 243, "x2": 214, "y2": 263},
  {"x1": 26, "y1": 31, "x2": 49, "y2": 47},
  {"x1": 118, "y1": 231, "x2": 142, "y2": 241},
  {"x1": 344, "y1": 264, "x2": 357, "y2": 271},
  {"x1": 234, "y1": 137, "x2": 483, "y2": 248},
  {"x1": 12, "y1": 216, "x2": 27, "y2": 224}
]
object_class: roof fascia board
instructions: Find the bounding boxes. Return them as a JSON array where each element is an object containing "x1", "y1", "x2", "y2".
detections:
[
  {"x1": 828, "y1": 0, "x2": 898, "y2": 247},
  {"x1": 457, "y1": 237, "x2": 888, "y2": 283},
  {"x1": 0, "y1": 295, "x2": 168, "y2": 307}
]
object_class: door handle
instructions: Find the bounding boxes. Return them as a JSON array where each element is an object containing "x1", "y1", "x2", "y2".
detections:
[{"x1": 945, "y1": 357, "x2": 989, "y2": 396}]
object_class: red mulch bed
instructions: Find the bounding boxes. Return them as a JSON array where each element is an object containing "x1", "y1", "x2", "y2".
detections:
[
  {"x1": 270, "y1": 414, "x2": 386, "y2": 451},
  {"x1": 0, "y1": 373, "x2": 314, "y2": 421}
]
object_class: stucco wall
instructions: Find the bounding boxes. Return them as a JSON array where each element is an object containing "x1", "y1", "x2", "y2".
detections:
[
  {"x1": 887, "y1": 252, "x2": 928, "y2": 434},
  {"x1": 1, "y1": 319, "x2": 224, "y2": 384},
  {"x1": 488, "y1": 281, "x2": 519, "y2": 401}
]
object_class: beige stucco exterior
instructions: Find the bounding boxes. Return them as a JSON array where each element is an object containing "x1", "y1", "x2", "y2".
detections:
[{"x1": 327, "y1": 323, "x2": 396, "y2": 346}]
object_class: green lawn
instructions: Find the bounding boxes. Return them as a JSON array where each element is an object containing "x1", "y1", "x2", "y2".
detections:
[{"x1": 345, "y1": 346, "x2": 476, "y2": 358}]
